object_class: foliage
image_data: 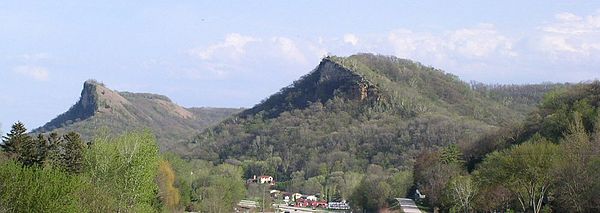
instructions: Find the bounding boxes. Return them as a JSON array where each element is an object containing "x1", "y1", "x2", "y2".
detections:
[
  {"x1": 190, "y1": 163, "x2": 246, "y2": 213},
  {"x1": 156, "y1": 159, "x2": 181, "y2": 211},
  {"x1": 552, "y1": 113, "x2": 600, "y2": 212},
  {"x1": 350, "y1": 176, "x2": 390, "y2": 211},
  {"x1": 413, "y1": 148, "x2": 465, "y2": 209},
  {"x1": 464, "y1": 82, "x2": 598, "y2": 168},
  {"x1": 83, "y1": 131, "x2": 160, "y2": 212},
  {"x1": 474, "y1": 138, "x2": 560, "y2": 213},
  {"x1": 1, "y1": 122, "x2": 30, "y2": 158},
  {"x1": 61, "y1": 132, "x2": 86, "y2": 173},
  {"x1": 349, "y1": 165, "x2": 412, "y2": 212},
  {"x1": 443, "y1": 175, "x2": 476, "y2": 213},
  {"x1": 0, "y1": 160, "x2": 82, "y2": 212}
]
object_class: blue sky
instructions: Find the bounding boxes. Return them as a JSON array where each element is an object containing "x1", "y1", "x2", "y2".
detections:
[{"x1": 1, "y1": 1, "x2": 600, "y2": 133}]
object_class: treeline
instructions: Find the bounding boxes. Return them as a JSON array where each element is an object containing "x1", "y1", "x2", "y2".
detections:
[
  {"x1": 470, "y1": 81, "x2": 567, "y2": 114},
  {"x1": 0, "y1": 123, "x2": 246, "y2": 212}
]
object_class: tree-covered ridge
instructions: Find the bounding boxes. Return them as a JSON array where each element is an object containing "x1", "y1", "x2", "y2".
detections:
[
  {"x1": 468, "y1": 82, "x2": 600, "y2": 212},
  {"x1": 410, "y1": 81, "x2": 599, "y2": 212},
  {"x1": 182, "y1": 54, "x2": 550, "y2": 185},
  {"x1": 464, "y1": 81, "x2": 599, "y2": 166},
  {"x1": 33, "y1": 80, "x2": 242, "y2": 150},
  {"x1": 470, "y1": 82, "x2": 568, "y2": 115},
  {"x1": 329, "y1": 54, "x2": 545, "y2": 125}
]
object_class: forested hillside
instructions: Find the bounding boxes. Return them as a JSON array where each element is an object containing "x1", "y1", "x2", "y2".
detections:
[
  {"x1": 177, "y1": 54, "x2": 559, "y2": 205},
  {"x1": 33, "y1": 80, "x2": 242, "y2": 150},
  {"x1": 414, "y1": 81, "x2": 600, "y2": 212}
]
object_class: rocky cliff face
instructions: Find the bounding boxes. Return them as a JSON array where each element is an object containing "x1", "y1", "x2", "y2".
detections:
[
  {"x1": 34, "y1": 80, "x2": 103, "y2": 132},
  {"x1": 317, "y1": 59, "x2": 380, "y2": 102},
  {"x1": 34, "y1": 80, "x2": 242, "y2": 149},
  {"x1": 238, "y1": 58, "x2": 381, "y2": 119}
]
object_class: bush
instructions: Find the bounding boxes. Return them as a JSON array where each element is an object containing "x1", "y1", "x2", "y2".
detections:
[{"x1": 0, "y1": 160, "x2": 82, "y2": 212}]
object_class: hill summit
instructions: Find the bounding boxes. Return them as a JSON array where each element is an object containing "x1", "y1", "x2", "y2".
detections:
[
  {"x1": 34, "y1": 80, "x2": 242, "y2": 150},
  {"x1": 180, "y1": 53, "x2": 560, "y2": 177}
]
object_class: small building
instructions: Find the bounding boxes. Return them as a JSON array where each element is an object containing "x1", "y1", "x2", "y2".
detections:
[
  {"x1": 246, "y1": 175, "x2": 275, "y2": 185},
  {"x1": 258, "y1": 175, "x2": 274, "y2": 184},
  {"x1": 291, "y1": 193, "x2": 303, "y2": 201}
]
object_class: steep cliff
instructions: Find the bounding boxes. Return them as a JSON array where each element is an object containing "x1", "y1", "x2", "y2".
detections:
[
  {"x1": 34, "y1": 80, "x2": 242, "y2": 150},
  {"x1": 239, "y1": 58, "x2": 380, "y2": 119}
]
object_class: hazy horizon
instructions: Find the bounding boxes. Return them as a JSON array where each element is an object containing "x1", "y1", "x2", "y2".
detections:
[{"x1": 2, "y1": 1, "x2": 600, "y2": 132}]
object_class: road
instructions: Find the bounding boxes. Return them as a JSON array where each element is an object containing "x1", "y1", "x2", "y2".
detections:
[{"x1": 395, "y1": 198, "x2": 421, "y2": 213}]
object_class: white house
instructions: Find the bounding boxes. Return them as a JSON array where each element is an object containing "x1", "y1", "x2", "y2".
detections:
[
  {"x1": 306, "y1": 195, "x2": 318, "y2": 201},
  {"x1": 258, "y1": 175, "x2": 274, "y2": 184}
]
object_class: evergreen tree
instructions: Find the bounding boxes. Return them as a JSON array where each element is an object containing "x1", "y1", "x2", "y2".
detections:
[
  {"x1": 1, "y1": 122, "x2": 31, "y2": 159},
  {"x1": 0, "y1": 121, "x2": 30, "y2": 154},
  {"x1": 61, "y1": 132, "x2": 85, "y2": 173},
  {"x1": 18, "y1": 134, "x2": 37, "y2": 166},
  {"x1": 33, "y1": 134, "x2": 48, "y2": 165},
  {"x1": 44, "y1": 132, "x2": 62, "y2": 168},
  {"x1": 441, "y1": 144, "x2": 462, "y2": 165}
]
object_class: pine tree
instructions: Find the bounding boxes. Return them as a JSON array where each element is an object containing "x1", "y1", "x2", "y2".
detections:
[
  {"x1": 44, "y1": 132, "x2": 62, "y2": 168},
  {"x1": 441, "y1": 144, "x2": 462, "y2": 165},
  {"x1": 1, "y1": 122, "x2": 31, "y2": 159},
  {"x1": 62, "y1": 132, "x2": 85, "y2": 173},
  {"x1": 18, "y1": 134, "x2": 37, "y2": 166},
  {"x1": 0, "y1": 121, "x2": 30, "y2": 154},
  {"x1": 33, "y1": 134, "x2": 48, "y2": 165}
]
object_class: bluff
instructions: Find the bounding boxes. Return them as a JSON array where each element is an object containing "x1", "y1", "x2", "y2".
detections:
[
  {"x1": 179, "y1": 54, "x2": 560, "y2": 179},
  {"x1": 34, "y1": 80, "x2": 242, "y2": 150}
]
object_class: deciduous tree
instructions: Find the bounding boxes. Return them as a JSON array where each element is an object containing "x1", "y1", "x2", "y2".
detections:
[{"x1": 475, "y1": 137, "x2": 559, "y2": 213}]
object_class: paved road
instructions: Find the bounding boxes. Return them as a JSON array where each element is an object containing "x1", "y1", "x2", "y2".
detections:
[{"x1": 395, "y1": 198, "x2": 421, "y2": 213}]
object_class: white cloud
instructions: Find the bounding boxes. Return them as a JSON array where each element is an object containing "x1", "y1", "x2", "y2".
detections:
[
  {"x1": 272, "y1": 36, "x2": 306, "y2": 63},
  {"x1": 448, "y1": 24, "x2": 516, "y2": 58},
  {"x1": 14, "y1": 65, "x2": 49, "y2": 81},
  {"x1": 388, "y1": 29, "x2": 439, "y2": 58},
  {"x1": 343, "y1": 34, "x2": 359, "y2": 46},
  {"x1": 387, "y1": 24, "x2": 515, "y2": 61},
  {"x1": 189, "y1": 33, "x2": 258, "y2": 60},
  {"x1": 538, "y1": 10, "x2": 600, "y2": 58}
]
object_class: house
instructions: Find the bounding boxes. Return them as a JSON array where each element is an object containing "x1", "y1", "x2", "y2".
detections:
[
  {"x1": 294, "y1": 198, "x2": 311, "y2": 208},
  {"x1": 246, "y1": 175, "x2": 275, "y2": 185},
  {"x1": 306, "y1": 195, "x2": 318, "y2": 201},
  {"x1": 258, "y1": 175, "x2": 274, "y2": 184},
  {"x1": 294, "y1": 198, "x2": 328, "y2": 209}
]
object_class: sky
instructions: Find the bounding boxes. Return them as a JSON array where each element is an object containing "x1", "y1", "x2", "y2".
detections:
[{"x1": 1, "y1": 1, "x2": 600, "y2": 133}]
